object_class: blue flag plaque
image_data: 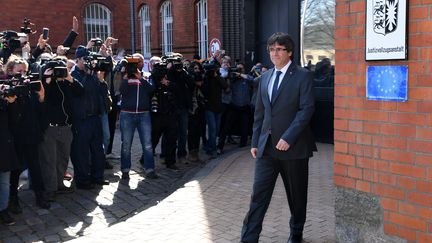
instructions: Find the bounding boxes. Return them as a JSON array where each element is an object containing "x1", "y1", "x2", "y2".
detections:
[{"x1": 366, "y1": 65, "x2": 408, "y2": 102}]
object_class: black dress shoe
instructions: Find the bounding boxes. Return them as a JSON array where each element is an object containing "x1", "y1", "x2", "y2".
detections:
[
  {"x1": 288, "y1": 233, "x2": 303, "y2": 243},
  {"x1": 121, "y1": 172, "x2": 130, "y2": 180},
  {"x1": 92, "y1": 179, "x2": 110, "y2": 185},
  {"x1": 166, "y1": 164, "x2": 179, "y2": 171}
]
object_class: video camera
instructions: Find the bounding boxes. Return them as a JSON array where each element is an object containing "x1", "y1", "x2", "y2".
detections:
[
  {"x1": 118, "y1": 56, "x2": 142, "y2": 78},
  {"x1": 90, "y1": 38, "x2": 103, "y2": 47},
  {"x1": 41, "y1": 57, "x2": 69, "y2": 79},
  {"x1": 162, "y1": 53, "x2": 183, "y2": 70},
  {"x1": 0, "y1": 31, "x2": 27, "y2": 51},
  {"x1": 84, "y1": 53, "x2": 112, "y2": 72},
  {"x1": 0, "y1": 73, "x2": 41, "y2": 97},
  {"x1": 228, "y1": 67, "x2": 240, "y2": 79}
]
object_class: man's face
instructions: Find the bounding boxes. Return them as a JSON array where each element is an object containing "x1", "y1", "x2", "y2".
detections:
[
  {"x1": 269, "y1": 43, "x2": 292, "y2": 69},
  {"x1": 221, "y1": 60, "x2": 230, "y2": 69},
  {"x1": 76, "y1": 57, "x2": 85, "y2": 70}
]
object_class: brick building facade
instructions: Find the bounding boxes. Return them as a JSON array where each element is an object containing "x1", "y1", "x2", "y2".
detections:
[
  {"x1": 335, "y1": 0, "x2": 432, "y2": 242},
  {"x1": 1, "y1": 0, "x2": 223, "y2": 60}
]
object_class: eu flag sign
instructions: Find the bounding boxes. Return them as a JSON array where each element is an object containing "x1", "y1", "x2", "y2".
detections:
[{"x1": 366, "y1": 65, "x2": 408, "y2": 102}]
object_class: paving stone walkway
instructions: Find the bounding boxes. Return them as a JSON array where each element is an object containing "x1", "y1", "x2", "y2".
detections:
[
  {"x1": 0, "y1": 128, "x2": 335, "y2": 243},
  {"x1": 69, "y1": 143, "x2": 335, "y2": 243}
]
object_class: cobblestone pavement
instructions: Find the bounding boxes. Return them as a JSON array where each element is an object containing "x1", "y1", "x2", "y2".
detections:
[
  {"x1": 0, "y1": 130, "x2": 237, "y2": 243},
  {"x1": 68, "y1": 143, "x2": 335, "y2": 243}
]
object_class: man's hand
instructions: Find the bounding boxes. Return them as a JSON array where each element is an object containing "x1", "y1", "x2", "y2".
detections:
[
  {"x1": 5, "y1": 95, "x2": 17, "y2": 104},
  {"x1": 72, "y1": 16, "x2": 79, "y2": 33},
  {"x1": 36, "y1": 82, "x2": 45, "y2": 103},
  {"x1": 44, "y1": 68, "x2": 53, "y2": 84},
  {"x1": 275, "y1": 139, "x2": 290, "y2": 151},
  {"x1": 86, "y1": 40, "x2": 95, "y2": 49},
  {"x1": 56, "y1": 45, "x2": 69, "y2": 56},
  {"x1": 37, "y1": 34, "x2": 48, "y2": 50},
  {"x1": 250, "y1": 148, "x2": 258, "y2": 159}
]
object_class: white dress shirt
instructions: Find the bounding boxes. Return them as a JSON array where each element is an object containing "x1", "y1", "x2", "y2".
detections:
[{"x1": 267, "y1": 61, "x2": 291, "y2": 100}]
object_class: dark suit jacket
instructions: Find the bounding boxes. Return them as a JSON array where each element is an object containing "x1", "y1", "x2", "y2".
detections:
[{"x1": 251, "y1": 62, "x2": 317, "y2": 160}]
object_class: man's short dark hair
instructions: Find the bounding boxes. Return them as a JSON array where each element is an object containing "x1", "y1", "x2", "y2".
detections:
[{"x1": 267, "y1": 32, "x2": 294, "y2": 53}]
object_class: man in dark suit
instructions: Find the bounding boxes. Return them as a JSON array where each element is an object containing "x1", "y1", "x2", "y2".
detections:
[{"x1": 240, "y1": 32, "x2": 316, "y2": 243}]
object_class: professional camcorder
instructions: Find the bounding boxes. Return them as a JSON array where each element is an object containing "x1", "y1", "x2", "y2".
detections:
[
  {"x1": 162, "y1": 53, "x2": 183, "y2": 70},
  {"x1": 120, "y1": 56, "x2": 142, "y2": 78},
  {"x1": 228, "y1": 67, "x2": 240, "y2": 79},
  {"x1": 42, "y1": 58, "x2": 68, "y2": 79},
  {"x1": 90, "y1": 38, "x2": 103, "y2": 47},
  {"x1": 0, "y1": 73, "x2": 41, "y2": 97},
  {"x1": 84, "y1": 53, "x2": 112, "y2": 72}
]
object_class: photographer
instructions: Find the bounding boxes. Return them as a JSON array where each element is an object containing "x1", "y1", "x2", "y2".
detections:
[
  {"x1": 217, "y1": 62, "x2": 254, "y2": 153},
  {"x1": 187, "y1": 62, "x2": 206, "y2": 162},
  {"x1": 166, "y1": 53, "x2": 193, "y2": 163},
  {"x1": 150, "y1": 62, "x2": 180, "y2": 170},
  {"x1": 119, "y1": 56, "x2": 158, "y2": 179},
  {"x1": 70, "y1": 45, "x2": 108, "y2": 189},
  {"x1": 4, "y1": 56, "x2": 51, "y2": 212},
  {"x1": 202, "y1": 62, "x2": 228, "y2": 158},
  {"x1": 0, "y1": 87, "x2": 19, "y2": 225},
  {"x1": 38, "y1": 55, "x2": 84, "y2": 199}
]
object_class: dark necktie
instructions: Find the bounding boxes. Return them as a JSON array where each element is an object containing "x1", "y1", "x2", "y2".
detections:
[{"x1": 271, "y1": 71, "x2": 282, "y2": 102}]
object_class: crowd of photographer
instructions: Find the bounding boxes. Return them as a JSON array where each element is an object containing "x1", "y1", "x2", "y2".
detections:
[{"x1": 0, "y1": 17, "x2": 269, "y2": 226}]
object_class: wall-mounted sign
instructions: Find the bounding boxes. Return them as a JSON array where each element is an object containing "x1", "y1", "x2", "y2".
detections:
[
  {"x1": 209, "y1": 38, "x2": 222, "y2": 56},
  {"x1": 366, "y1": 65, "x2": 408, "y2": 101},
  {"x1": 366, "y1": 0, "x2": 407, "y2": 61}
]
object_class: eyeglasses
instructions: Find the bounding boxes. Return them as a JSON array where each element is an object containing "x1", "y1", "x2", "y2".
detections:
[{"x1": 268, "y1": 48, "x2": 288, "y2": 53}]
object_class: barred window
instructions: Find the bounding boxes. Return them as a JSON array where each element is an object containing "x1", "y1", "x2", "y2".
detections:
[
  {"x1": 196, "y1": 0, "x2": 208, "y2": 59},
  {"x1": 160, "y1": 1, "x2": 173, "y2": 55},
  {"x1": 139, "y1": 5, "x2": 151, "y2": 58},
  {"x1": 83, "y1": 3, "x2": 112, "y2": 44}
]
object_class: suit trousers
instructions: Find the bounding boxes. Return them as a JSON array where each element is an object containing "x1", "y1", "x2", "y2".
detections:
[
  {"x1": 39, "y1": 125, "x2": 73, "y2": 192},
  {"x1": 241, "y1": 138, "x2": 309, "y2": 243}
]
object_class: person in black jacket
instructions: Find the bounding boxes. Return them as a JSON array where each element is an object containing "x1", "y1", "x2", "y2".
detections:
[
  {"x1": 150, "y1": 64, "x2": 180, "y2": 170},
  {"x1": 166, "y1": 54, "x2": 193, "y2": 163},
  {"x1": 0, "y1": 89, "x2": 19, "y2": 225},
  {"x1": 38, "y1": 55, "x2": 84, "y2": 200},
  {"x1": 70, "y1": 45, "x2": 108, "y2": 189},
  {"x1": 4, "y1": 56, "x2": 51, "y2": 213},
  {"x1": 202, "y1": 63, "x2": 228, "y2": 158}
]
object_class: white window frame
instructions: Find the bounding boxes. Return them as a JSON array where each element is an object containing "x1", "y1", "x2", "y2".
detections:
[
  {"x1": 196, "y1": 0, "x2": 208, "y2": 59},
  {"x1": 160, "y1": 1, "x2": 173, "y2": 55},
  {"x1": 139, "y1": 5, "x2": 152, "y2": 58},
  {"x1": 83, "y1": 3, "x2": 112, "y2": 43}
]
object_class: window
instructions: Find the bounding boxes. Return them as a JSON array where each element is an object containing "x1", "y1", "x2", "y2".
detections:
[
  {"x1": 160, "y1": 1, "x2": 173, "y2": 55},
  {"x1": 300, "y1": 0, "x2": 335, "y2": 66},
  {"x1": 196, "y1": 0, "x2": 208, "y2": 59},
  {"x1": 83, "y1": 3, "x2": 112, "y2": 43},
  {"x1": 139, "y1": 5, "x2": 151, "y2": 58}
]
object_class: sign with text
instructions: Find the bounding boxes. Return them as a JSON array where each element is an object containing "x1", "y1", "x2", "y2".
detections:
[
  {"x1": 366, "y1": 65, "x2": 408, "y2": 101},
  {"x1": 366, "y1": 0, "x2": 407, "y2": 61}
]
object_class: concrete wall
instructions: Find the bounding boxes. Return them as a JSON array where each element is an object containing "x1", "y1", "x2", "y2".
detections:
[{"x1": 334, "y1": 0, "x2": 432, "y2": 242}]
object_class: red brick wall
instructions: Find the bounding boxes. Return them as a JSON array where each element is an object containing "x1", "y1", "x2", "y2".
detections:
[
  {"x1": 1, "y1": 0, "x2": 221, "y2": 60},
  {"x1": 335, "y1": 0, "x2": 432, "y2": 242}
]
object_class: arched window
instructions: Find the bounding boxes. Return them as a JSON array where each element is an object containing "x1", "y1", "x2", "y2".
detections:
[
  {"x1": 139, "y1": 5, "x2": 151, "y2": 58},
  {"x1": 196, "y1": 0, "x2": 208, "y2": 59},
  {"x1": 160, "y1": 1, "x2": 173, "y2": 54},
  {"x1": 83, "y1": 3, "x2": 112, "y2": 43}
]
